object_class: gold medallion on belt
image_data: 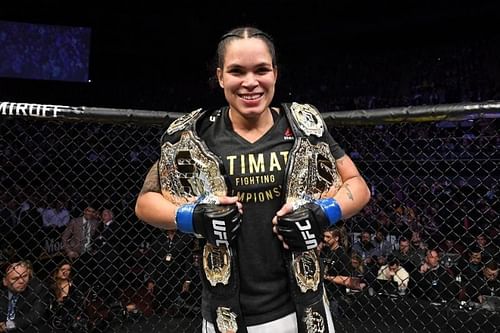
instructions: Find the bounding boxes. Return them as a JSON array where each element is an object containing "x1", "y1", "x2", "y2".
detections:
[
  {"x1": 216, "y1": 306, "x2": 238, "y2": 333},
  {"x1": 159, "y1": 122, "x2": 231, "y2": 287},
  {"x1": 286, "y1": 103, "x2": 343, "y2": 293}
]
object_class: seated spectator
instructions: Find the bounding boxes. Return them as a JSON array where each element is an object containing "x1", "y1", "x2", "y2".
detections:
[
  {"x1": 371, "y1": 229, "x2": 393, "y2": 259},
  {"x1": 439, "y1": 235, "x2": 465, "y2": 274},
  {"x1": 1, "y1": 193, "x2": 44, "y2": 264},
  {"x1": 377, "y1": 256, "x2": 410, "y2": 294},
  {"x1": 46, "y1": 260, "x2": 87, "y2": 333},
  {"x1": 470, "y1": 233, "x2": 498, "y2": 263},
  {"x1": 392, "y1": 237, "x2": 422, "y2": 275},
  {"x1": 38, "y1": 196, "x2": 70, "y2": 230},
  {"x1": 438, "y1": 235, "x2": 466, "y2": 256},
  {"x1": 411, "y1": 249, "x2": 457, "y2": 302},
  {"x1": 457, "y1": 246, "x2": 484, "y2": 281},
  {"x1": 350, "y1": 253, "x2": 368, "y2": 291},
  {"x1": 365, "y1": 254, "x2": 387, "y2": 285},
  {"x1": 410, "y1": 230, "x2": 428, "y2": 258},
  {"x1": 352, "y1": 230, "x2": 376, "y2": 266},
  {"x1": 374, "y1": 211, "x2": 397, "y2": 236},
  {"x1": 0, "y1": 260, "x2": 49, "y2": 333},
  {"x1": 121, "y1": 279, "x2": 155, "y2": 318},
  {"x1": 465, "y1": 260, "x2": 499, "y2": 305}
]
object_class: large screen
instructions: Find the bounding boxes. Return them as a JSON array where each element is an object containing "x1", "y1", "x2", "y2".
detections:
[{"x1": 0, "y1": 20, "x2": 91, "y2": 82}]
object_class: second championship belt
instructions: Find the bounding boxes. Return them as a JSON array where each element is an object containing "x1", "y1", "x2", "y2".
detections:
[
  {"x1": 283, "y1": 102, "x2": 343, "y2": 333},
  {"x1": 159, "y1": 109, "x2": 246, "y2": 333}
]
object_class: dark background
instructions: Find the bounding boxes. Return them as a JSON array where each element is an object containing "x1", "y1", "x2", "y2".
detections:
[{"x1": 1, "y1": 0, "x2": 499, "y2": 112}]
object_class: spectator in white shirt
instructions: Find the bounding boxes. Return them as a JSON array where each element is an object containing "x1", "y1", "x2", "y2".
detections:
[
  {"x1": 38, "y1": 198, "x2": 70, "y2": 229},
  {"x1": 377, "y1": 256, "x2": 410, "y2": 292}
]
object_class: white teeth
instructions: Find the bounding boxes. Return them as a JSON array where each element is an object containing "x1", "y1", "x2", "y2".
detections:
[{"x1": 241, "y1": 94, "x2": 261, "y2": 100}]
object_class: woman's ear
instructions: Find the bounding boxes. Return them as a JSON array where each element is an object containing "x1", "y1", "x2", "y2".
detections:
[{"x1": 217, "y1": 68, "x2": 224, "y2": 88}]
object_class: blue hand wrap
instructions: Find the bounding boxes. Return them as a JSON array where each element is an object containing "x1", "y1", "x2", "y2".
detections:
[
  {"x1": 316, "y1": 198, "x2": 342, "y2": 225},
  {"x1": 175, "y1": 203, "x2": 197, "y2": 234}
]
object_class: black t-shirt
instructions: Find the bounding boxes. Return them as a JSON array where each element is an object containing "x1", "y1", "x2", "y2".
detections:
[
  {"x1": 466, "y1": 274, "x2": 500, "y2": 303},
  {"x1": 322, "y1": 246, "x2": 351, "y2": 299},
  {"x1": 194, "y1": 105, "x2": 345, "y2": 325}
]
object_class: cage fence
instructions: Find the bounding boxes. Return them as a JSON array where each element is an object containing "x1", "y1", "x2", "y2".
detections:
[{"x1": 1, "y1": 101, "x2": 498, "y2": 332}]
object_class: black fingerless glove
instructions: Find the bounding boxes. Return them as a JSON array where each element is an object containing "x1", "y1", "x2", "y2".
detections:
[
  {"x1": 176, "y1": 202, "x2": 242, "y2": 246},
  {"x1": 277, "y1": 198, "x2": 342, "y2": 252}
]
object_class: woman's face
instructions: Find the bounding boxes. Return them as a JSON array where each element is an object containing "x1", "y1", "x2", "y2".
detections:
[
  {"x1": 57, "y1": 264, "x2": 71, "y2": 280},
  {"x1": 217, "y1": 37, "x2": 277, "y2": 120}
]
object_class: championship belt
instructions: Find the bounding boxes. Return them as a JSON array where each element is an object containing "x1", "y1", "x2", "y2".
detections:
[
  {"x1": 159, "y1": 110, "x2": 245, "y2": 333},
  {"x1": 283, "y1": 102, "x2": 343, "y2": 333},
  {"x1": 285, "y1": 138, "x2": 343, "y2": 210},
  {"x1": 159, "y1": 131, "x2": 227, "y2": 205}
]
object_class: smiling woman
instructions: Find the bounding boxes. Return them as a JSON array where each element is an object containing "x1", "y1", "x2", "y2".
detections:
[
  {"x1": 135, "y1": 26, "x2": 371, "y2": 333},
  {"x1": 216, "y1": 31, "x2": 277, "y2": 130}
]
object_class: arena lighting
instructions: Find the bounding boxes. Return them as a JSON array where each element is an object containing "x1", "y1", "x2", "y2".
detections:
[{"x1": 0, "y1": 20, "x2": 91, "y2": 82}]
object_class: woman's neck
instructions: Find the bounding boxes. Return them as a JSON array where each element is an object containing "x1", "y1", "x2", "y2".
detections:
[
  {"x1": 56, "y1": 279, "x2": 71, "y2": 301},
  {"x1": 229, "y1": 107, "x2": 274, "y2": 143}
]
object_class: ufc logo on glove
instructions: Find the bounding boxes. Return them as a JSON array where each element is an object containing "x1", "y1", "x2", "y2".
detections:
[
  {"x1": 296, "y1": 220, "x2": 318, "y2": 250},
  {"x1": 277, "y1": 198, "x2": 342, "y2": 252},
  {"x1": 213, "y1": 219, "x2": 229, "y2": 246}
]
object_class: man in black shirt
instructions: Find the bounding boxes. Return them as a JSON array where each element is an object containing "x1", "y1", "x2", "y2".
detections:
[
  {"x1": 466, "y1": 260, "x2": 499, "y2": 305},
  {"x1": 412, "y1": 249, "x2": 457, "y2": 302},
  {"x1": 321, "y1": 226, "x2": 352, "y2": 318}
]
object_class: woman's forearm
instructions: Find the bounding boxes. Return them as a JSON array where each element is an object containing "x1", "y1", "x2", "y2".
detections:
[{"x1": 135, "y1": 192, "x2": 178, "y2": 230}]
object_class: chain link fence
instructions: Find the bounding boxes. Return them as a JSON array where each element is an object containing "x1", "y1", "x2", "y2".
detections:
[{"x1": 1, "y1": 101, "x2": 498, "y2": 332}]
